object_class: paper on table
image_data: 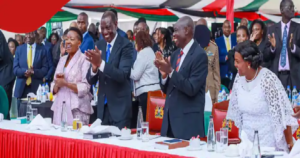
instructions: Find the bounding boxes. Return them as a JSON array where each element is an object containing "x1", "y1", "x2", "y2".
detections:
[
  {"x1": 204, "y1": 90, "x2": 213, "y2": 112},
  {"x1": 238, "y1": 130, "x2": 253, "y2": 157},
  {"x1": 27, "y1": 114, "x2": 51, "y2": 131},
  {"x1": 289, "y1": 140, "x2": 300, "y2": 158},
  {"x1": 81, "y1": 119, "x2": 121, "y2": 136}
]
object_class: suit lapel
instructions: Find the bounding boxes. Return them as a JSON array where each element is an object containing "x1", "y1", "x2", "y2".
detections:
[
  {"x1": 288, "y1": 21, "x2": 296, "y2": 45},
  {"x1": 109, "y1": 35, "x2": 121, "y2": 63},
  {"x1": 33, "y1": 45, "x2": 40, "y2": 67},
  {"x1": 98, "y1": 41, "x2": 107, "y2": 62},
  {"x1": 65, "y1": 49, "x2": 81, "y2": 76},
  {"x1": 179, "y1": 41, "x2": 196, "y2": 72},
  {"x1": 275, "y1": 22, "x2": 282, "y2": 46}
]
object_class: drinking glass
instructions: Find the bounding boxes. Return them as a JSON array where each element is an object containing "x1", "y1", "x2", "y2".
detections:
[
  {"x1": 216, "y1": 131, "x2": 224, "y2": 153},
  {"x1": 220, "y1": 128, "x2": 229, "y2": 148},
  {"x1": 76, "y1": 115, "x2": 82, "y2": 131},
  {"x1": 141, "y1": 122, "x2": 149, "y2": 142},
  {"x1": 32, "y1": 108, "x2": 38, "y2": 118}
]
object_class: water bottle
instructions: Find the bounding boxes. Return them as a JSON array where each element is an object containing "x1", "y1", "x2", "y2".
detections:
[
  {"x1": 218, "y1": 90, "x2": 223, "y2": 103},
  {"x1": 26, "y1": 96, "x2": 32, "y2": 123},
  {"x1": 41, "y1": 84, "x2": 45, "y2": 94},
  {"x1": 207, "y1": 115, "x2": 215, "y2": 152},
  {"x1": 297, "y1": 92, "x2": 300, "y2": 106},
  {"x1": 286, "y1": 85, "x2": 291, "y2": 102},
  {"x1": 37, "y1": 84, "x2": 42, "y2": 101},
  {"x1": 251, "y1": 130, "x2": 261, "y2": 158},
  {"x1": 230, "y1": 73, "x2": 233, "y2": 81},
  {"x1": 45, "y1": 83, "x2": 49, "y2": 93},
  {"x1": 225, "y1": 74, "x2": 228, "y2": 79},
  {"x1": 42, "y1": 92, "x2": 47, "y2": 103},
  {"x1": 292, "y1": 86, "x2": 298, "y2": 107},
  {"x1": 61, "y1": 101, "x2": 68, "y2": 132},
  {"x1": 136, "y1": 106, "x2": 143, "y2": 140},
  {"x1": 222, "y1": 88, "x2": 227, "y2": 101}
]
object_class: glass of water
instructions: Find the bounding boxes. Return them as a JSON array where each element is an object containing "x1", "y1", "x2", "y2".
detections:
[
  {"x1": 32, "y1": 108, "x2": 38, "y2": 119},
  {"x1": 220, "y1": 128, "x2": 229, "y2": 148},
  {"x1": 216, "y1": 131, "x2": 224, "y2": 153},
  {"x1": 141, "y1": 122, "x2": 149, "y2": 142}
]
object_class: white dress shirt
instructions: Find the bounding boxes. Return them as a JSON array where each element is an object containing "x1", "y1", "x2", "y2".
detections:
[
  {"x1": 91, "y1": 33, "x2": 118, "y2": 76},
  {"x1": 161, "y1": 39, "x2": 194, "y2": 85}
]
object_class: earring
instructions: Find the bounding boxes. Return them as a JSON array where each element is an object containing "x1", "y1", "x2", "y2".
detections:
[{"x1": 248, "y1": 66, "x2": 250, "y2": 69}]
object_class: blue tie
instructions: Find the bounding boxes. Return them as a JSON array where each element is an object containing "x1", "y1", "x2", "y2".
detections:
[
  {"x1": 280, "y1": 25, "x2": 288, "y2": 67},
  {"x1": 104, "y1": 44, "x2": 111, "y2": 104}
]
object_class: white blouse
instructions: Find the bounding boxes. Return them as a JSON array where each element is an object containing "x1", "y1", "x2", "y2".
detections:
[{"x1": 226, "y1": 68, "x2": 298, "y2": 151}]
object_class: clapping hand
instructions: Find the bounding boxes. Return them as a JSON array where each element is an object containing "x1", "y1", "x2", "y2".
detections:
[
  {"x1": 154, "y1": 51, "x2": 172, "y2": 78},
  {"x1": 289, "y1": 33, "x2": 294, "y2": 50},
  {"x1": 250, "y1": 32, "x2": 258, "y2": 42},
  {"x1": 86, "y1": 46, "x2": 102, "y2": 72},
  {"x1": 268, "y1": 33, "x2": 276, "y2": 48}
]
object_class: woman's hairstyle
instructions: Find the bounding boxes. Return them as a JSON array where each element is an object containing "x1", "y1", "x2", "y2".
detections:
[
  {"x1": 235, "y1": 40, "x2": 263, "y2": 69},
  {"x1": 158, "y1": 27, "x2": 176, "y2": 57},
  {"x1": 237, "y1": 25, "x2": 250, "y2": 38},
  {"x1": 68, "y1": 27, "x2": 83, "y2": 42},
  {"x1": 249, "y1": 19, "x2": 267, "y2": 40},
  {"x1": 135, "y1": 31, "x2": 153, "y2": 50},
  {"x1": 63, "y1": 29, "x2": 69, "y2": 36},
  {"x1": 47, "y1": 33, "x2": 60, "y2": 43},
  {"x1": 8, "y1": 38, "x2": 19, "y2": 48}
]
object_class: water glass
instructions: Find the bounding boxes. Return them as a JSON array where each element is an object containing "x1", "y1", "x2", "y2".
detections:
[
  {"x1": 216, "y1": 131, "x2": 224, "y2": 153},
  {"x1": 32, "y1": 108, "x2": 38, "y2": 118},
  {"x1": 141, "y1": 122, "x2": 149, "y2": 142},
  {"x1": 76, "y1": 115, "x2": 82, "y2": 131},
  {"x1": 220, "y1": 128, "x2": 229, "y2": 148}
]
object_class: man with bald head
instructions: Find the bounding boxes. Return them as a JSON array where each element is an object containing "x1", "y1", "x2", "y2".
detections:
[
  {"x1": 77, "y1": 12, "x2": 94, "y2": 53},
  {"x1": 215, "y1": 20, "x2": 236, "y2": 88},
  {"x1": 155, "y1": 16, "x2": 208, "y2": 139},
  {"x1": 70, "y1": 21, "x2": 78, "y2": 28},
  {"x1": 240, "y1": 18, "x2": 248, "y2": 27},
  {"x1": 196, "y1": 18, "x2": 207, "y2": 26},
  {"x1": 86, "y1": 10, "x2": 133, "y2": 129}
]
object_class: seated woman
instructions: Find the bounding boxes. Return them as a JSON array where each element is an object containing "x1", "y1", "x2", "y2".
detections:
[
  {"x1": 131, "y1": 31, "x2": 160, "y2": 120},
  {"x1": 51, "y1": 27, "x2": 93, "y2": 125},
  {"x1": 226, "y1": 40, "x2": 298, "y2": 152}
]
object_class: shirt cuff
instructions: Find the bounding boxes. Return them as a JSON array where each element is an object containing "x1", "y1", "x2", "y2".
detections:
[
  {"x1": 161, "y1": 76, "x2": 168, "y2": 85},
  {"x1": 270, "y1": 47, "x2": 276, "y2": 53},
  {"x1": 291, "y1": 44, "x2": 296, "y2": 53},
  {"x1": 99, "y1": 60, "x2": 105, "y2": 72},
  {"x1": 169, "y1": 70, "x2": 174, "y2": 78},
  {"x1": 90, "y1": 68, "x2": 98, "y2": 77}
]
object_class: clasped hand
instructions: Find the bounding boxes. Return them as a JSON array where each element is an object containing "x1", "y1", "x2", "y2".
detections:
[
  {"x1": 25, "y1": 66, "x2": 34, "y2": 77},
  {"x1": 85, "y1": 46, "x2": 102, "y2": 72},
  {"x1": 55, "y1": 78, "x2": 66, "y2": 88},
  {"x1": 154, "y1": 51, "x2": 173, "y2": 78}
]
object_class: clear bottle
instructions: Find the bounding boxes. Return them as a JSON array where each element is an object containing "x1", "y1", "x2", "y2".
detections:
[
  {"x1": 230, "y1": 73, "x2": 233, "y2": 81},
  {"x1": 61, "y1": 101, "x2": 68, "y2": 132},
  {"x1": 286, "y1": 85, "x2": 291, "y2": 103},
  {"x1": 251, "y1": 130, "x2": 261, "y2": 158},
  {"x1": 218, "y1": 90, "x2": 223, "y2": 103},
  {"x1": 26, "y1": 96, "x2": 32, "y2": 123},
  {"x1": 45, "y1": 83, "x2": 49, "y2": 93},
  {"x1": 222, "y1": 88, "x2": 227, "y2": 101},
  {"x1": 207, "y1": 115, "x2": 215, "y2": 152},
  {"x1": 292, "y1": 86, "x2": 298, "y2": 107},
  {"x1": 297, "y1": 92, "x2": 300, "y2": 106},
  {"x1": 136, "y1": 106, "x2": 143, "y2": 140}
]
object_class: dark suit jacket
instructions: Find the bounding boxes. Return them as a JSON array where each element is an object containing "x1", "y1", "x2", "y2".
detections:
[
  {"x1": 99, "y1": 28, "x2": 128, "y2": 40},
  {"x1": 86, "y1": 34, "x2": 133, "y2": 124},
  {"x1": 264, "y1": 21, "x2": 300, "y2": 89},
  {"x1": 215, "y1": 34, "x2": 237, "y2": 78},
  {"x1": 160, "y1": 41, "x2": 208, "y2": 140},
  {"x1": 13, "y1": 44, "x2": 48, "y2": 98},
  {"x1": 228, "y1": 48, "x2": 237, "y2": 90},
  {"x1": 52, "y1": 39, "x2": 61, "y2": 68},
  {"x1": 0, "y1": 30, "x2": 15, "y2": 86},
  {"x1": 80, "y1": 33, "x2": 95, "y2": 53},
  {"x1": 42, "y1": 41, "x2": 54, "y2": 81}
]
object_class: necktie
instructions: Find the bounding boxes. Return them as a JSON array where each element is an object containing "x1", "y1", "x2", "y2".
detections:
[
  {"x1": 26, "y1": 45, "x2": 32, "y2": 85},
  {"x1": 280, "y1": 25, "x2": 288, "y2": 67},
  {"x1": 226, "y1": 38, "x2": 230, "y2": 52},
  {"x1": 176, "y1": 51, "x2": 184, "y2": 72},
  {"x1": 104, "y1": 43, "x2": 112, "y2": 104}
]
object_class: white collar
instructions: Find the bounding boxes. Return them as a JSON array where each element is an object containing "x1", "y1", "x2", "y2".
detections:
[
  {"x1": 27, "y1": 43, "x2": 36, "y2": 48},
  {"x1": 107, "y1": 33, "x2": 118, "y2": 48},
  {"x1": 181, "y1": 39, "x2": 194, "y2": 55}
]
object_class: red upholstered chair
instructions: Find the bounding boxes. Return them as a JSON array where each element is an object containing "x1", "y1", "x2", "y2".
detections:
[
  {"x1": 212, "y1": 101, "x2": 241, "y2": 144},
  {"x1": 292, "y1": 119, "x2": 300, "y2": 140}
]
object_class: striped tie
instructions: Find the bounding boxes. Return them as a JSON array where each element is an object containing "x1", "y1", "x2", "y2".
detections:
[{"x1": 176, "y1": 51, "x2": 184, "y2": 72}]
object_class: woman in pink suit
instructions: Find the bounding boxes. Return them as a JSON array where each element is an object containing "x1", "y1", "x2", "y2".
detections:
[{"x1": 51, "y1": 27, "x2": 93, "y2": 125}]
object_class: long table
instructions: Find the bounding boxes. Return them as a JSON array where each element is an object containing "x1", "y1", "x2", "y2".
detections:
[{"x1": 0, "y1": 120, "x2": 269, "y2": 158}]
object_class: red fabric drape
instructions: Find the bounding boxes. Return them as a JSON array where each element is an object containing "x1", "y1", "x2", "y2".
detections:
[
  {"x1": 226, "y1": 0, "x2": 234, "y2": 33},
  {"x1": 0, "y1": 129, "x2": 192, "y2": 158}
]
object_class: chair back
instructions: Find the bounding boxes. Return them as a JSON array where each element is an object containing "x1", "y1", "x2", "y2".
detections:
[
  {"x1": 146, "y1": 91, "x2": 166, "y2": 133},
  {"x1": 293, "y1": 119, "x2": 300, "y2": 140},
  {"x1": 212, "y1": 100, "x2": 229, "y2": 116},
  {"x1": 0, "y1": 86, "x2": 9, "y2": 119}
]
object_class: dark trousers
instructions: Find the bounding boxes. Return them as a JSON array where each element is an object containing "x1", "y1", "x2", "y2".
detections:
[
  {"x1": 130, "y1": 100, "x2": 139, "y2": 128},
  {"x1": 278, "y1": 71, "x2": 291, "y2": 89},
  {"x1": 102, "y1": 104, "x2": 131, "y2": 129},
  {"x1": 166, "y1": 112, "x2": 174, "y2": 138},
  {"x1": 17, "y1": 85, "x2": 34, "y2": 115},
  {"x1": 137, "y1": 92, "x2": 148, "y2": 121},
  {"x1": 2, "y1": 80, "x2": 14, "y2": 120}
]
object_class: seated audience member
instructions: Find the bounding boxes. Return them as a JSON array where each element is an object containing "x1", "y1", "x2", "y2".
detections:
[
  {"x1": 48, "y1": 33, "x2": 59, "y2": 46},
  {"x1": 227, "y1": 40, "x2": 298, "y2": 152},
  {"x1": 156, "y1": 27, "x2": 176, "y2": 58},
  {"x1": 51, "y1": 27, "x2": 93, "y2": 125},
  {"x1": 130, "y1": 31, "x2": 160, "y2": 121},
  {"x1": 8, "y1": 38, "x2": 19, "y2": 56},
  {"x1": 15, "y1": 34, "x2": 24, "y2": 46}
]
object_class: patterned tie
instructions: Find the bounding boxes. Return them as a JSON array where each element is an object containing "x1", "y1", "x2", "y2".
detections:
[
  {"x1": 104, "y1": 44, "x2": 112, "y2": 104},
  {"x1": 176, "y1": 51, "x2": 184, "y2": 72},
  {"x1": 226, "y1": 38, "x2": 230, "y2": 52},
  {"x1": 280, "y1": 25, "x2": 288, "y2": 67},
  {"x1": 26, "y1": 45, "x2": 32, "y2": 85}
]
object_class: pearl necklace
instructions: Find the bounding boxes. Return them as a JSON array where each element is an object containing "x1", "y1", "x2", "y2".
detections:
[{"x1": 246, "y1": 68, "x2": 259, "y2": 82}]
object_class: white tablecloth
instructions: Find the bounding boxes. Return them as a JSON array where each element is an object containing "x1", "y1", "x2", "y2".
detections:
[{"x1": 0, "y1": 121, "x2": 287, "y2": 158}]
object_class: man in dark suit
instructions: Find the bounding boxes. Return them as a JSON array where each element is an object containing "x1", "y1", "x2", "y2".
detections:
[
  {"x1": 77, "y1": 12, "x2": 95, "y2": 53},
  {"x1": 265, "y1": 0, "x2": 300, "y2": 89},
  {"x1": 154, "y1": 16, "x2": 208, "y2": 140},
  {"x1": 86, "y1": 11, "x2": 133, "y2": 129},
  {"x1": 99, "y1": 9, "x2": 128, "y2": 40},
  {"x1": 0, "y1": 30, "x2": 15, "y2": 119},
  {"x1": 13, "y1": 31, "x2": 48, "y2": 110},
  {"x1": 215, "y1": 20, "x2": 237, "y2": 88}
]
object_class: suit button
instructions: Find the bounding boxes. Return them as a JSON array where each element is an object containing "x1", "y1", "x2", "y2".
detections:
[
  {"x1": 169, "y1": 94, "x2": 171, "y2": 97},
  {"x1": 105, "y1": 82, "x2": 107, "y2": 85},
  {"x1": 103, "y1": 94, "x2": 105, "y2": 97}
]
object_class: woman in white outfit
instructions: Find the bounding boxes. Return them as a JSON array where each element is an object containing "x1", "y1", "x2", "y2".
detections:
[{"x1": 226, "y1": 40, "x2": 298, "y2": 152}]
